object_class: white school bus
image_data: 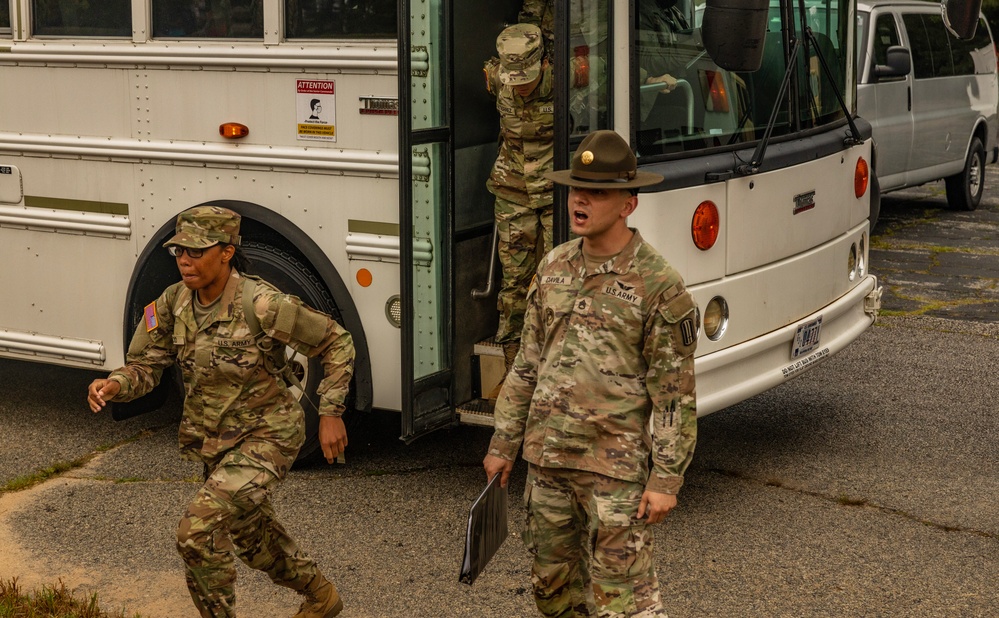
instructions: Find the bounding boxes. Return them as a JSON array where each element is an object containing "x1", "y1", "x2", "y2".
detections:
[{"x1": 5, "y1": 0, "x2": 972, "y2": 453}]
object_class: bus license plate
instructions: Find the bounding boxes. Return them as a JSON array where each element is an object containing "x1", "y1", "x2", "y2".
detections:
[{"x1": 792, "y1": 316, "x2": 822, "y2": 358}]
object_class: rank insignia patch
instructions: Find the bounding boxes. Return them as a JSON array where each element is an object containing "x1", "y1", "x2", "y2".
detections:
[{"x1": 144, "y1": 301, "x2": 159, "y2": 332}]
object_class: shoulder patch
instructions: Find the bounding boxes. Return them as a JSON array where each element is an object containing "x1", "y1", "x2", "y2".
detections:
[
  {"x1": 144, "y1": 301, "x2": 159, "y2": 332},
  {"x1": 658, "y1": 289, "x2": 698, "y2": 358}
]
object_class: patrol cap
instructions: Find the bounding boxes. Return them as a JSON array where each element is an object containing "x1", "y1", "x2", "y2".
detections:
[
  {"x1": 163, "y1": 206, "x2": 242, "y2": 249},
  {"x1": 497, "y1": 23, "x2": 543, "y2": 86},
  {"x1": 546, "y1": 130, "x2": 664, "y2": 189}
]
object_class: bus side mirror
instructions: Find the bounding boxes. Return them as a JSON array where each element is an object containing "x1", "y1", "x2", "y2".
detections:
[
  {"x1": 942, "y1": 0, "x2": 982, "y2": 40},
  {"x1": 872, "y1": 46, "x2": 911, "y2": 81},
  {"x1": 701, "y1": 0, "x2": 769, "y2": 72}
]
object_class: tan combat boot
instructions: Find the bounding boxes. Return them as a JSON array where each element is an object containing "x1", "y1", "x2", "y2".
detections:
[
  {"x1": 486, "y1": 341, "x2": 520, "y2": 401},
  {"x1": 293, "y1": 572, "x2": 343, "y2": 618}
]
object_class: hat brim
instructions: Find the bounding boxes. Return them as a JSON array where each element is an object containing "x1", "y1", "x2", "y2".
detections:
[
  {"x1": 499, "y1": 63, "x2": 541, "y2": 86},
  {"x1": 545, "y1": 169, "x2": 664, "y2": 190},
  {"x1": 162, "y1": 232, "x2": 220, "y2": 249}
]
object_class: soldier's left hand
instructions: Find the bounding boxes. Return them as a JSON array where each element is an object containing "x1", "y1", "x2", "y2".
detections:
[
  {"x1": 319, "y1": 415, "x2": 348, "y2": 464},
  {"x1": 638, "y1": 490, "x2": 677, "y2": 525}
]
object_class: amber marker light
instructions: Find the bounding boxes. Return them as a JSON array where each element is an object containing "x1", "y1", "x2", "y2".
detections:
[
  {"x1": 219, "y1": 122, "x2": 249, "y2": 139},
  {"x1": 356, "y1": 268, "x2": 373, "y2": 287},
  {"x1": 855, "y1": 157, "x2": 869, "y2": 198},
  {"x1": 691, "y1": 200, "x2": 720, "y2": 250}
]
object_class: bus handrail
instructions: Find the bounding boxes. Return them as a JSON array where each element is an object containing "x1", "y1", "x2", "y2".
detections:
[{"x1": 640, "y1": 79, "x2": 694, "y2": 135}]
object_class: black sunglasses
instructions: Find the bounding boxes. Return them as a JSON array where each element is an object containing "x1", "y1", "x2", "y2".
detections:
[{"x1": 167, "y1": 246, "x2": 207, "y2": 258}]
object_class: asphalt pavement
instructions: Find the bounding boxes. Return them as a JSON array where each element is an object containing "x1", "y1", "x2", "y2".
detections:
[{"x1": 0, "y1": 173, "x2": 997, "y2": 617}]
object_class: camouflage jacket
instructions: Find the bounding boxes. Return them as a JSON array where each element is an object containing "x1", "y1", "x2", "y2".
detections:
[
  {"x1": 108, "y1": 270, "x2": 354, "y2": 476},
  {"x1": 484, "y1": 60, "x2": 554, "y2": 208},
  {"x1": 488, "y1": 230, "x2": 698, "y2": 494}
]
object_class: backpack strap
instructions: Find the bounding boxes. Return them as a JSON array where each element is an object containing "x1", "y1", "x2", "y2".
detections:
[{"x1": 241, "y1": 276, "x2": 304, "y2": 391}]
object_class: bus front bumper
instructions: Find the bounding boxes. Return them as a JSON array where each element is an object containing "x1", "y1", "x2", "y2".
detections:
[{"x1": 694, "y1": 274, "x2": 881, "y2": 416}]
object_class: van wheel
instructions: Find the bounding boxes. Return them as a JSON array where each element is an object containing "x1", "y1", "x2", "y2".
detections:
[
  {"x1": 241, "y1": 240, "x2": 352, "y2": 463},
  {"x1": 945, "y1": 137, "x2": 985, "y2": 211}
]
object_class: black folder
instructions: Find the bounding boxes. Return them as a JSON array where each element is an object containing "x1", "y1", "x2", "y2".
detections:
[{"x1": 459, "y1": 474, "x2": 509, "y2": 585}]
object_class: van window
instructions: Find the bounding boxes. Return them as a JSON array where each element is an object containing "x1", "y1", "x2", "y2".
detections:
[
  {"x1": 903, "y1": 13, "x2": 954, "y2": 79},
  {"x1": 951, "y1": 17, "x2": 994, "y2": 75},
  {"x1": 872, "y1": 14, "x2": 901, "y2": 67},
  {"x1": 152, "y1": 1, "x2": 263, "y2": 38},
  {"x1": 32, "y1": 0, "x2": 131, "y2": 37},
  {"x1": 285, "y1": 0, "x2": 397, "y2": 39}
]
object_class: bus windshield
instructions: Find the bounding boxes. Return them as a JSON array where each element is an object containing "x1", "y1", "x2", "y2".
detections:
[{"x1": 629, "y1": 0, "x2": 851, "y2": 158}]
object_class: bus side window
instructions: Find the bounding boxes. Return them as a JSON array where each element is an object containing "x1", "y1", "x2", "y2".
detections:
[
  {"x1": 1, "y1": 1, "x2": 11, "y2": 36},
  {"x1": 32, "y1": 0, "x2": 131, "y2": 37},
  {"x1": 285, "y1": 0, "x2": 397, "y2": 39},
  {"x1": 152, "y1": 0, "x2": 263, "y2": 39}
]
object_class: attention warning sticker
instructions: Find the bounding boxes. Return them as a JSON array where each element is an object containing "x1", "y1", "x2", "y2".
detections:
[{"x1": 297, "y1": 80, "x2": 336, "y2": 142}]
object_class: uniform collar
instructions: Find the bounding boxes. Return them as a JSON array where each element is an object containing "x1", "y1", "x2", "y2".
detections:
[
  {"x1": 215, "y1": 269, "x2": 241, "y2": 322},
  {"x1": 570, "y1": 228, "x2": 644, "y2": 277},
  {"x1": 173, "y1": 269, "x2": 241, "y2": 329}
]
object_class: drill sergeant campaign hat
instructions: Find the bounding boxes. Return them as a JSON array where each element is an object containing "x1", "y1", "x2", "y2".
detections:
[
  {"x1": 163, "y1": 206, "x2": 242, "y2": 249},
  {"x1": 497, "y1": 23, "x2": 543, "y2": 86},
  {"x1": 546, "y1": 130, "x2": 664, "y2": 190}
]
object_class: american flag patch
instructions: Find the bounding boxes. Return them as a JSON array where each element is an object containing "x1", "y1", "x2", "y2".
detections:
[{"x1": 144, "y1": 301, "x2": 158, "y2": 332}]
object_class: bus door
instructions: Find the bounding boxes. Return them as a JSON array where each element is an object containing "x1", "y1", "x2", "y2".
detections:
[{"x1": 399, "y1": 0, "x2": 455, "y2": 442}]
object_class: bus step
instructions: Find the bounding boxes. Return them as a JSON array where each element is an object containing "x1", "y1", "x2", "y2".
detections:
[
  {"x1": 472, "y1": 338, "x2": 506, "y2": 401},
  {"x1": 457, "y1": 398, "x2": 496, "y2": 427}
]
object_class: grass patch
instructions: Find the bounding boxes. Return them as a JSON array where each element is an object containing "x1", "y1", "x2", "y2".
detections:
[
  {"x1": 1, "y1": 459, "x2": 88, "y2": 493},
  {"x1": 0, "y1": 577, "x2": 139, "y2": 617}
]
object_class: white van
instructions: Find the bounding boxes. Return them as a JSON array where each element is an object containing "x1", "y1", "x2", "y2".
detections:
[{"x1": 857, "y1": 0, "x2": 999, "y2": 210}]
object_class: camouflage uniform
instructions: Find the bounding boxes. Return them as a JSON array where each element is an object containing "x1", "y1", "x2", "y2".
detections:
[
  {"x1": 488, "y1": 230, "x2": 698, "y2": 617},
  {"x1": 485, "y1": 23, "x2": 555, "y2": 343},
  {"x1": 518, "y1": 0, "x2": 554, "y2": 57},
  {"x1": 107, "y1": 207, "x2": 354, "y2": 617}
]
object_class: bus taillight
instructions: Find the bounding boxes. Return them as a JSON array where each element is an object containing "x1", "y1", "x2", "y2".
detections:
[
  {"x1": 219, "y1": 122, "x2": 249, "y2": 139},
  {"x1": 855, "y1": 157, "x2": 869, "y2": 198},
  {"x1": 691, "y1": 201, "x2": 720, "y2": 250}
]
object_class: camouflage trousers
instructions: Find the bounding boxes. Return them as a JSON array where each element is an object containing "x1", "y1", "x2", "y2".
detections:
[
  {"x1": 177, "y1": 451, "x2": 318, "y2": 617},
  {"x1": 523, "y1": 465, "x2": 667, "y2": 618},
  {"x1": 495, "y1": 196, "x2": 553, "y2": 343}
]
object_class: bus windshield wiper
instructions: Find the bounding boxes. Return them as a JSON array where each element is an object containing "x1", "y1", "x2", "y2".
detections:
[{"x1": 738, "y1": 28, "x2": 863, "y2": 176}]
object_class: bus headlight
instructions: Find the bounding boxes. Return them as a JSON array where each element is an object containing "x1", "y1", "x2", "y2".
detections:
[
  {"x1": 848, "y1": 243, "x2": 858, "y2": 281},
  {"x1": 703, "y1": 296, "x2": 729, "y2": 341}
]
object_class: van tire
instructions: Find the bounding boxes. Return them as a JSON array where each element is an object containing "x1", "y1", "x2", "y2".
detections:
[
  {"x1": 241, "y1": 240, "x2": 353, "y2": 464},
  {"x1": 945, "y1": 136, "x2": 985, "y2": 211}
]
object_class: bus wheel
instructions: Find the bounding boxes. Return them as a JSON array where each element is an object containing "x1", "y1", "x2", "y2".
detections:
[
  {"x1": 945, "y1": 136, "x2": 985, "y2": 211},
  {"x1": 241, "y1": 240, "x2": 352, "y2": 464}
]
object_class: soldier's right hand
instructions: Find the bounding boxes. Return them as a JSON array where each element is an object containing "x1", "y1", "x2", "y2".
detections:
[
  {"x1": 483, "y1": 454, "x2": 514, "y2": 488},
  {"x1": 87, "y1": 379, "x2": 121, "y2": 413}
]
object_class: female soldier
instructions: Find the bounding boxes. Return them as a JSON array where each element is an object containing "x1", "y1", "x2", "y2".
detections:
[{"x1": 87, "y1": 206, "x2": 353, "y2": 618}]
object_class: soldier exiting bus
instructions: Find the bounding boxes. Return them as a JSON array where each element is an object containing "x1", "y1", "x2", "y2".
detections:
[{"x1": 483, "y1": 23, "x2": 555, "y2": 395}]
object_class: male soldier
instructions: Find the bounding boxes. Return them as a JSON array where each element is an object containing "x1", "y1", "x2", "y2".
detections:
[
  {"x1": 484, "y1": 23, "x2": 555, "y2": 392},
  {"x1": 483, "y1": 130, "x2": 698, "y2": 617},
  {"x1": 87, "y1": 206, "x2": 353, "y2": 618}
]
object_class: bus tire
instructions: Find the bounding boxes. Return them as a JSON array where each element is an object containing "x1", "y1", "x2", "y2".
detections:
[
  {"x1": 241, "y1": 240, "x2": 354, "y2": 464},
  {"x1": 945, "y1": 136, "x2": 985, "y2": 211}
]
